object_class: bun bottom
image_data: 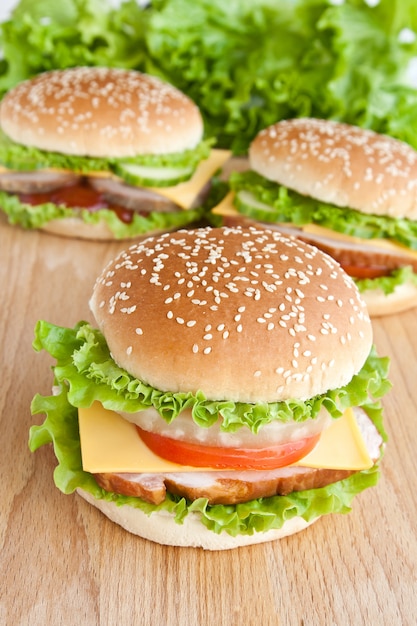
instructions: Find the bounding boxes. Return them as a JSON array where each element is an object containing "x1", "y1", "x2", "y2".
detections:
[
  {"x1": 41, "y1": 217, "x2": 177, "y2": 241},
  {"x1": 77, "y1": 489, "x2": 317, "y2": 550},
  {"x1": 362, "y1": 279, "x2": 417, "y2": 316}
]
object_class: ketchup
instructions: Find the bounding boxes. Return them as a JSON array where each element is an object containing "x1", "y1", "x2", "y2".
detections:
[
  {"x1": 18, "y1": 179, "x2": 135, "y2": 224},
  {"x1": 340, "y1": 264, "x2": 390, "y2": 279}
]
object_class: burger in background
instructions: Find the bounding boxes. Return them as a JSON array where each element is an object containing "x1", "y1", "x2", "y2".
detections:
[
  {"x1": 0, "y1": 67, "x2": 230, "y2": 240},
  {"x1": 219, "y1": 118, "x2": 417, "y2": 316},
  {"x1": 29, "y1": 226, "x2": 390, "y2": 550}
]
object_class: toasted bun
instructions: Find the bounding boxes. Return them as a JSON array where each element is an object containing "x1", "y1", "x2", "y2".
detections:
[
  {"x1": 40, "y1": 216, "x2": 117, "y2": 241},
  {"x1": 89, "y1": 225, "x2": 372, "y2": 403},
  {"x1": 0, "y1": 67, "x2": 203, "y2": 158},
  {"x1": 361, "y1": 279, "x2": 417, "y2": 316},
  {"x1": 249, "y1": 118, "x2": 417, "y2": 220},
  {"x1": 39, "y1": 216, "x2": 179, "y2": 241},
  {"x1": 77, "y1": 488, "x2": 317, "y2": 549}
]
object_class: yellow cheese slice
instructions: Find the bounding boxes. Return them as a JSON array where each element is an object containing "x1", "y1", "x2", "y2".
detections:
[
  {"x1": 301, "y1": 222, "x2": 417, "y2": 260},
  {"x1": 212, "y1": 190, "x2": 238, "y2": 216},
  {"x1": 78, "y1": 402, "x2": 373, "y2": 473},
  {"x1": 294, "y1": 407, "x2": 373, "y2": 470}
]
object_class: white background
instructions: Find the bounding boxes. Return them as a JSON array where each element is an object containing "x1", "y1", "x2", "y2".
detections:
[{"x1": 0, "y1": 0, "x2": 16, "y2": 22}]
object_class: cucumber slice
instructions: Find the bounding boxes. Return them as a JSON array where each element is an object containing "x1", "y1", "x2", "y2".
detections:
[
  {"x1": 236, "y1": 190, "x2": 276, "y2": 213},
  {"x1": 113, "y1": 162, "x2": 194, "y2": 187}
]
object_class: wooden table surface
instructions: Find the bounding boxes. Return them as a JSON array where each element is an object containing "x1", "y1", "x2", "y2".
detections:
[{"x1": 1, "y1": 212, "x2": 417, "y2": 626}]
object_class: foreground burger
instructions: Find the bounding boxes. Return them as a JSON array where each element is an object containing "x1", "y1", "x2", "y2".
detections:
[
  {"x1": 220, "y1": 118, "x2": 417, "y2": 315},
  {"x1": 29, "y1": 226, "x2": 390, "y2": 549},
  {"x1": 0, "y1": 67, "x2": 229, "y2": 240}
]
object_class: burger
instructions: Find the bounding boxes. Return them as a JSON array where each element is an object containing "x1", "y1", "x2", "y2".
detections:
[
  {"x1": 29, "y1": 225, "x2": 390, "y2": 549},
  {"x1": 219, "y1": 118, "x2": 417, "y2": 316},
  {"x1": 0, "y1": 67, "x2": 230, "y2": 240}
]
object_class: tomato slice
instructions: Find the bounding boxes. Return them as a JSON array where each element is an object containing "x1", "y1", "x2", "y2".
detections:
[
  {"x1": 340, "y1": 264, "x2": 389, "y2": 279},
  {"x1": 136, "y1": 426, "x2": 320, "y2": 470}
]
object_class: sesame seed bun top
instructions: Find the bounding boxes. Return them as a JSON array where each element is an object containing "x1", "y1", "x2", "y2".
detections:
[
  {"x1": 249, "y1": 117, "x2": 417, "y2": 221},
  {"x1": 0, "y1": 67, "x2": 203, "y2": 158},
  {"x1": 89, "y1": 225, "x2": 372, "y2": 403}
]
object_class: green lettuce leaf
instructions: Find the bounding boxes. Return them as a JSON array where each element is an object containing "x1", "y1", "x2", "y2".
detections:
[
  {"x1": 2, "y1": 1, "x2": 417, "y2": 153},
  {"x1": 230, "y1": 170, "x2": 417, "y2": 250},
  {"x1": 0, "y1": 129, "x2": 214, "y2": 176},
  {"x1": 32, "y1": 320, "x2": 390, "y2": 435},
  {"x1": 143, "y1": 0, "x2": 417, "y2": 153},
  {"x1": 0, "y1": 191, "x2": 206, "y2": 238},
  {"x1": 356, "y1": 265, "x2": 417, "y2": 295},
  {"x1": 28, "y1": 343, "x2": 386, "y2": 536},
  {"x1": 0, "y1": 0, "x2": 149, "y2": 93}
]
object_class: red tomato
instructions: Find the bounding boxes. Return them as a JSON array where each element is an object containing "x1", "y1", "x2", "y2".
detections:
[
  {"x1": 340, "y1": 264, "x2": 389, "y2": 279},
  {"x1": 136, "y1": 426, "x2": 320, "y2": 470}
]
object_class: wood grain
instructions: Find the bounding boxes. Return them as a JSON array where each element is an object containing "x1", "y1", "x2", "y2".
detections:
[{"x1": 1, "y1": 215, "x2": 416, "y2": 626}]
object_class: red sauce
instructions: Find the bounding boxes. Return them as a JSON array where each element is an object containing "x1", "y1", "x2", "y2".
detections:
[
  {"x1": 18, "y1": 180, "x2": 135, "y2": 224},
  {"x1": 340, "y1": 264, "x2": 390, "y2": 279}
]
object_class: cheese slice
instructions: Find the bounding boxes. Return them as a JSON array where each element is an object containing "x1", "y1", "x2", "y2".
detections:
[
  {"x1": 213, "y1": 190, "x2": 417, "y2": 260},
  {"x1": 294, "y1": 407, "x2": 373, "y2": 470},
  {"x1": 78, "y1": 402, "x2": 373, "y2": 474},
  {"x1": 212, "y1": 190, "x2": 238, "y2": 216},
  {"x1": 301, "y1": 222, "x2": 417, "y2": 260},
  {"x1": 147, "y1": 149, "x2": 231, "y2": 209}
]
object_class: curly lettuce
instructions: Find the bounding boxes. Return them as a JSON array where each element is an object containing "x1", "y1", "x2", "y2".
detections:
[
  {"x1": 355, "y1": 265, "x2": 417, "y2": 295},
  {"x1": 0, "y1": 128, "x2": 214, "y2": 175},
  {"x1": 2, "y1": 1, "x2": 417, "y2": 153},
  {"x1": 0, "y1": 0, "x2": 149, "y2": 93},
  {"x1": 31, "y1": 320, "x2": 390, "y2": 434},
  {"x1": 230, "y1": 170, "x2": 417, "y2": 250},
  {"x1": 0, "y1": 190, "x2": 206, "y2": 239},
  {"x1": 29, "y1": 319, "x2": 389, "y2": 536}
]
